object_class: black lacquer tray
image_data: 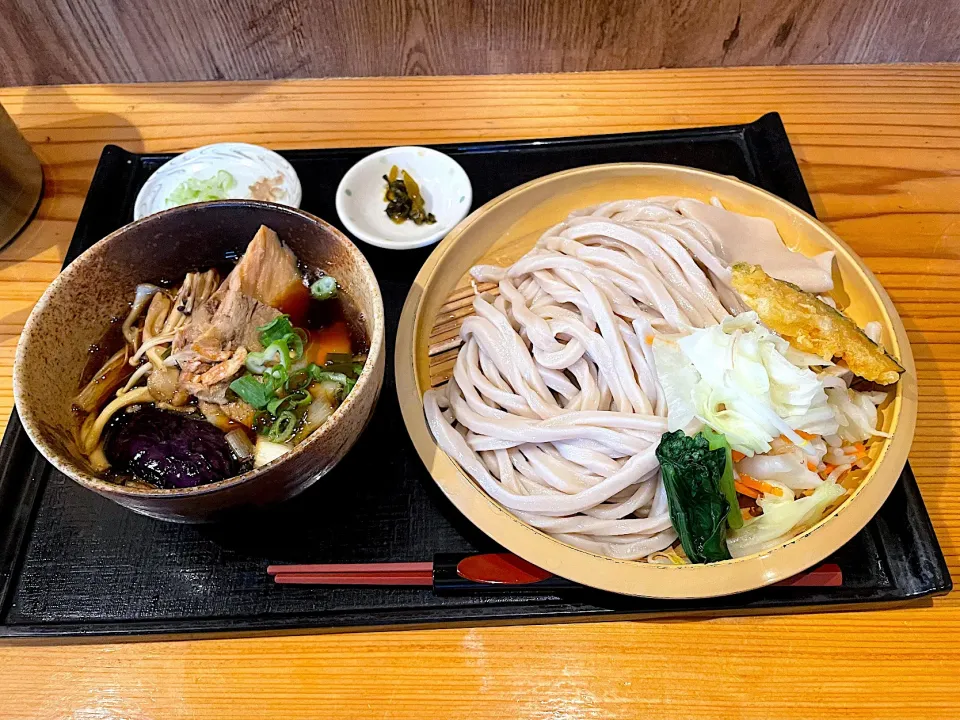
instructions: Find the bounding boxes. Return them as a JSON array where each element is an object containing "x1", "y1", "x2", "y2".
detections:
[{"x1": 0, "y1": 113, "x2": 950, "y2": 638}]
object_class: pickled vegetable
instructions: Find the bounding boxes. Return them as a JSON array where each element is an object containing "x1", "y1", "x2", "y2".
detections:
[{"x1": 383, "y1": 165, "x2": 436, "y2": 225}]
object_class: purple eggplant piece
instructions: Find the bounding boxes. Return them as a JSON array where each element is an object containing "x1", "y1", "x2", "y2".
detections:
[{"x1": 107, "y1": 407, "x2": 237, "y2": 488}]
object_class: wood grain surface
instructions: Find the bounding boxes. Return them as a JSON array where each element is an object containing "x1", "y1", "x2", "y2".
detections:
[
  {"x1": 2, "y1": 0, "x2": 960, "y2": 86},
  {"x1": 0, "y1": 65, "x2": 958, "y2": 719}
]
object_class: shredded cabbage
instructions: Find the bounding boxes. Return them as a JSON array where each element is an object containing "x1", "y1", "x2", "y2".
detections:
[
  {"x1": 650, "y1": 338, "x2": 698, "y2": 432},
  {"x1": 654, "y1": 312, "x2": 839, "y2": 455},
  {"x1": 727, "y1": 480, "x2": 847, "y2": 558},
  {"x1": 827, "y1": 387, "x2": 889, "y2": 444},
  {"x1": 737, "y1": 448, "x2": 824, "y2": 490},
  {"x1": 165, "y1": 170, "x2": 236, "y2": 207}
]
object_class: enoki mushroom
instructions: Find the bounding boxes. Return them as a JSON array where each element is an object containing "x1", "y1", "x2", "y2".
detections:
[{"x1": 75, "y1": 269, "x2": 220, "y2": 464}]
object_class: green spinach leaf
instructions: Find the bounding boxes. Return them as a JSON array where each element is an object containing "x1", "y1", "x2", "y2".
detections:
[
  {"x1": 701, "y1": 426, "x2": 743, "y2": 530},
  {"x1": 656, "y1": 430, "x2": 732, "y2": 563}
]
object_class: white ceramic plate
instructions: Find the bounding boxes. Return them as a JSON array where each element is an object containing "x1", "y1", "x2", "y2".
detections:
[
  {"x1": 134, "y1": 142, "x2": 302, "y2": 220},
  {"x1": 336, "y1": 146, "x2": 472, "y2": 250}
]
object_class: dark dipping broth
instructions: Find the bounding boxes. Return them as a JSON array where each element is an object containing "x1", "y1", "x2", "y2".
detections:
[{"x1": 74, "y1": 226, "x2": 368, "y2": 490}]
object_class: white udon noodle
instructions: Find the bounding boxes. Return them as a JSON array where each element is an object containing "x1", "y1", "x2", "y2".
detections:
[{"x1": 424, "y1": 197, "x2": 758, "y2": 560}]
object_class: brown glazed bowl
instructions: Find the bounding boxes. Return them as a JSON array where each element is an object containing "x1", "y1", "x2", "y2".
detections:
[{"x1": 14, "y1": 200, "x2": 385, "y2": 522}]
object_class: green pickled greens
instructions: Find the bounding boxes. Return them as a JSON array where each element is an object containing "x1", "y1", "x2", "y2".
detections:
[
  {"x1": 655, "y1": 430, "x2": 732, "y2": 563},
  {"x1": 165, "y1": 170, "x2": 236, "y2": 207},
  {"x1": 701, "y1": 426, "x2": 743, "y2": 530}
]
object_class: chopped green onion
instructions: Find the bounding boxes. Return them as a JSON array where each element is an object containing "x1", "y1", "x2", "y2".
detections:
[
  {"x1": 246, "y1": 316, "x2": 305, "y2": 373},
  {"x1": 229, "y1": 375, "x2": 275, "y2": 410},
  {"x1": 266, "y1": 390, "x2": 311, "y2": 415},
  {"x1": 310, "y1": 276, "x2": 338, "y2": 300},
  {"x1": 266, "y1": 396, "x2": 285, "y2": 416},
  {"x1": 268, "y1": 410, "x2": 298, "y2": 443},
  {"x1": 231, "y1": 315, "x2": 363, "y2": 440},
  {"x1": 165, "y1": 170, "x2": 236, "y2": 207},
  {"x1": 245, "y1": 349, "x2": 268, "y2": 374},
  {"x1": 265, "y1": 365, "x2": 288, "y2": 384},
  {"x1": 292, "y1": 390, "x2": 312, "y2": 406},
  {"x1": 287, "y1": 332, "x2": 304, "y2": 361},
  {"x1": 286, "y1": 369, "x2": 312, "y2": 392},
  {"x1": 253, "y1": 411, "x2": 273, "y2": 434},
  {"x1": 259, "y1": 315, "x2": 296, "y2": 346}
]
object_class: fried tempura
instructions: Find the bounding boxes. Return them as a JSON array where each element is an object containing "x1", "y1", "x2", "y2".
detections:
[{"x1": 731, "y1": 263, "x2": 904, "y2": 385}]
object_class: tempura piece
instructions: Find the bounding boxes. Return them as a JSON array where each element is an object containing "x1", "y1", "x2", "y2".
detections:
[{"x1": 731, "y1": 263, "x2": 903, "y2": 385}]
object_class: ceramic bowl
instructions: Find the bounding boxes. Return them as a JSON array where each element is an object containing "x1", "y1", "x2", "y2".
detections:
[
  {"x1": 15, "y1": 200, "x2": 385, "y2": 522},
  {"x1": 396, "y1": 163, "x2": 917, "y2": 598},
  {"x1": 134, "y1": 143, "x2": 302, "y2": 220},
  {"x1": 336, "y1": 146, "x2": 471, "y2": 250}
]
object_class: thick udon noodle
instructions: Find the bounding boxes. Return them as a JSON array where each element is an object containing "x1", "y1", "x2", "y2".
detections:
[{"x1": 423, "y1": 198, "x2": 762, "y2": 560}]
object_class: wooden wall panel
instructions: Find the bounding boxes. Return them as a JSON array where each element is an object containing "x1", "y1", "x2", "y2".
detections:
[{"x1": 1, "y1": 0, "x2": 959, "y2": 86}]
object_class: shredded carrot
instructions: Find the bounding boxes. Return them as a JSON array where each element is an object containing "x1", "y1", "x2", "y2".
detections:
[
  {"x1": 644, "y1": 335, "x2": 655, "y2": 345},
  {"x1": 731, "y1": 450, "x2": 746, "y2": 462},
  {"x1": 779, "y1": 434, "x2": 791, "y2": 444},
  {"x1": 737, "y1": 473, "x2": 784, "y2": 497},
  {"x1": 734, "y1": 480, "x2": 760, "y2": 499},
  {"x1": 820, "y1": 463, "x2": 843, "y2": 480},
  {"x1": 806, "y1": 461, "x2": 818, "y2": 472}
]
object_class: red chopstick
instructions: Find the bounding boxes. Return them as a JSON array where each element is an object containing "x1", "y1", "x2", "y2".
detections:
[
  {"x1": 268, "y1": 561, "x2": 434, "y2": 586},
  {"x1": 274, "y1": 573, "x2": 433, "y2": 585}
]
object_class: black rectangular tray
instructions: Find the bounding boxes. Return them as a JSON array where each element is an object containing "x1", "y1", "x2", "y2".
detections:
[{"x1": 0, "y1": 113, "x2": 950, "y2": 638}]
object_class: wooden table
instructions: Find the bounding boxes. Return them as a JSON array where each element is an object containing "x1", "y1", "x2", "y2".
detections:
[{"x1": 0, "y1": 65, "x2": 957, "y2": 719}]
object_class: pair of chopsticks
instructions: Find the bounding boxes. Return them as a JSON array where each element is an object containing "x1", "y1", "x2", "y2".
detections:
[
  {"x1": 267, "y1": 553, "x2": 843, "y2": 593},
  {"x1": 268, "y1": 553, "x2": 558, "y2": 593}
]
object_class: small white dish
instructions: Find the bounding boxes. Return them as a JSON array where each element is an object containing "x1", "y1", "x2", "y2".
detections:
[
  {"x1": 336, "y1": 146, "x2": 472, "y2": 250},
  {"x1": 134, "y1": 142, "x2": 302, "y2": 220}
]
